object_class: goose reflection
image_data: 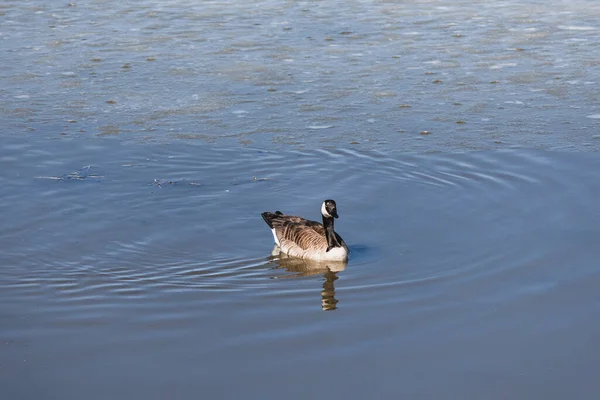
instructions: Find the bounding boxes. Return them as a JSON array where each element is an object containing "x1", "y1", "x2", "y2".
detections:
[{"x1": 270, "y1": 246, "x2": 347, "y2": 311}]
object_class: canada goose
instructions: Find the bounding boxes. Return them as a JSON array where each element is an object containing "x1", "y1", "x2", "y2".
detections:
[{"x1": 261, "y1": 199, "x2": 349, "y2": 262}]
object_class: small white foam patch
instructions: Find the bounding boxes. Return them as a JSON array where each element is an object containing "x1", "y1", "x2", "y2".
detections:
[
  {"x1": 321, "y1": 201, "x2": 331, "y2": 218},
  {"x1": 271, "y1": 228, "x2": 280, "y2": 246}
]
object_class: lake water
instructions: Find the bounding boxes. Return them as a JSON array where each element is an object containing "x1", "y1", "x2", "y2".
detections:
[{"x1": 2, "y1": 1, "x2": 600, "y2": 399}]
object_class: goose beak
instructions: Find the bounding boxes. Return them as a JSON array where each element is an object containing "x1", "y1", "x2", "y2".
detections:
[{"x1": 331, "y1": 210, "x2": 339, "y2": 218}]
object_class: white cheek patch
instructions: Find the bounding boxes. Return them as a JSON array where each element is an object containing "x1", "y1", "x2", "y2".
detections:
[{"x1": 321, "y1": 202, "x2": 332, "y2": 217}]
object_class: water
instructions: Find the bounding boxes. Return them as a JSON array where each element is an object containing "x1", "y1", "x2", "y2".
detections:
[
  {"x1": 2, "y1": 137, "x2": 599, "y2": 398},
  {"x1": 2, "y1": 1, "x2": 600, "y2": 399},
  {"x1": 3, "y1": 0, "x2": 600, "y2": 150}
]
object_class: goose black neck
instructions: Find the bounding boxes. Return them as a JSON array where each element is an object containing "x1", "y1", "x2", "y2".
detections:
[{"x1": 322, "y1": 215, "x2": 340, "y2": 250}]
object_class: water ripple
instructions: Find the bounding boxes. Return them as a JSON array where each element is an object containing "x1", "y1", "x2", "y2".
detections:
[{"x1": 2, "y1": 143, "x2": 598, "y2": 316}]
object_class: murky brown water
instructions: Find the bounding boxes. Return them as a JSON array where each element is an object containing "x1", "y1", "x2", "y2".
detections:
[{"x1": 2, "y1": 0, "x2": 600, "y2": 398}]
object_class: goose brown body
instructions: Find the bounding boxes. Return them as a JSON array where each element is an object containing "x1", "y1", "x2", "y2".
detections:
[{"x1": 261, "y1": 200, "x2": 348, "y2": 262}]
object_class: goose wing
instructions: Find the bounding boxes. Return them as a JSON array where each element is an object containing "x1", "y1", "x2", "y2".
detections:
[
  {"x1": 277, "y1": 218, "x2": 327, "y2": 250},
  {"x1": 263, "y1": 213, "x2": 327, "y2": 250}
]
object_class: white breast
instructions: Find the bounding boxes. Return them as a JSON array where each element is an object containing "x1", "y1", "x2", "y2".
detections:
[{"x1": 316, "y1": 246, "x2": 348, "y2": 262}]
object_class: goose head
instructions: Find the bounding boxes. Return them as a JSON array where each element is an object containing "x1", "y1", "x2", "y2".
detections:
[{"x1": 321, "y1": 199, "x2": 339, "y2": 219}]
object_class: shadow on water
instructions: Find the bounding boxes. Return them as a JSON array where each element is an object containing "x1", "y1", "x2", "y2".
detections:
[{"x1": 268, "y1": 249, "x2": 347, "y2": 311}]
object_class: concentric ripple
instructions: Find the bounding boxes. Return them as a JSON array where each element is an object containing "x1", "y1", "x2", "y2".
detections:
[{"x1": 3, "y1": 139, "x2": 598, "y2": 312}]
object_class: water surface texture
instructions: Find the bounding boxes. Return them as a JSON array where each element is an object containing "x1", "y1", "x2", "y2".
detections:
[
  {"x1": 2, "y1": 0, "x2": 600, "y2": 149},
  {"x1": 2, "y1": 138, "x2": 600, "y2": 399},
  {"x1": 2, "y1": 1, "x2": 600, "y2": 399}
]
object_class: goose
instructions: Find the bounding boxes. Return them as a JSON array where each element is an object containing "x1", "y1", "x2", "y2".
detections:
[{"x1": 261, "y1": 199, "x2": 349, "y2": 262}]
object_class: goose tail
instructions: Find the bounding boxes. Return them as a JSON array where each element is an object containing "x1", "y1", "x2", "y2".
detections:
[{"x1": 261, "y1": 211, "x2": 283, "y2": 228}]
